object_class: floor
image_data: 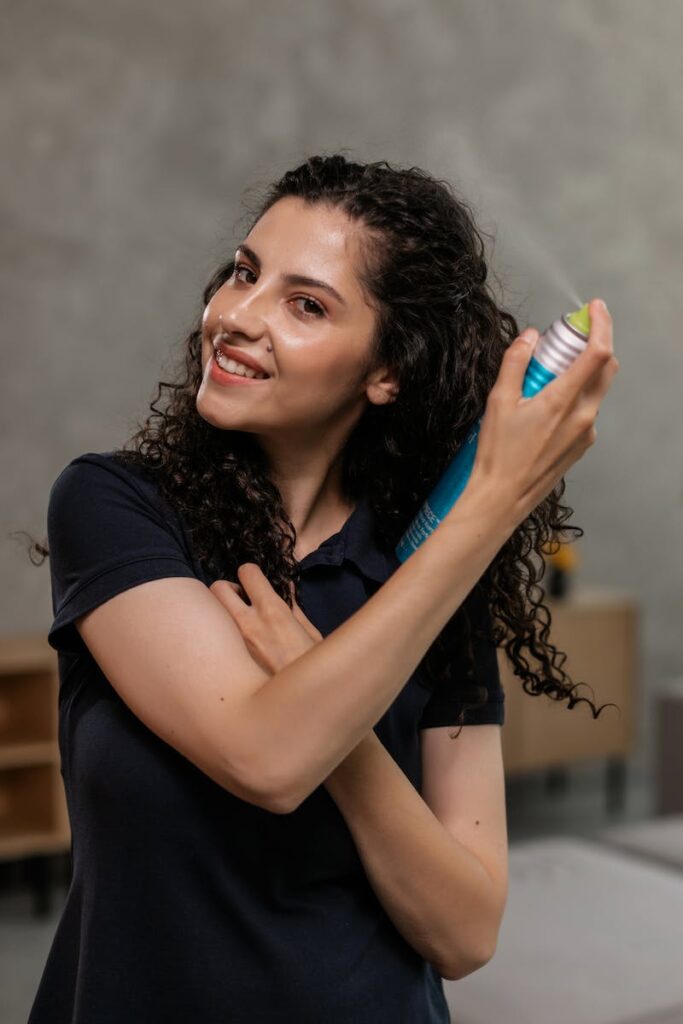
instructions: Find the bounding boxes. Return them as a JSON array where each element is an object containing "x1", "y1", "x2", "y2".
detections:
[{"x1": 0, "y1": 759, "x2": 654, "y2": 1024}]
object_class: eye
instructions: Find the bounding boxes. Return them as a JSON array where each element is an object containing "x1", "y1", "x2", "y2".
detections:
[
  {"x1": 232, "y1": 263, "x2": 326, "y2": 320},
  {"x1": 292, "y1": 296, "x2": 325, "y2": 319},
  {"x1": 233, "y1": 263, "x2": 255, "y2": 284}
]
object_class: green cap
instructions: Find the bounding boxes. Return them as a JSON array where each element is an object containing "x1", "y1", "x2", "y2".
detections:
[{"x1": 566, "y1": 302, "x2": 591, "y2": 336}]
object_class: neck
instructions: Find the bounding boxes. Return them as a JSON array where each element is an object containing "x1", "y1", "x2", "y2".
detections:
[{"x1": 257, "y1": 435, "x2": 354, "y2": 550}]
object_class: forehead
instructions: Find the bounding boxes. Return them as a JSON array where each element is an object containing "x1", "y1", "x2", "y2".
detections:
[{"x1": 245, "y1": 197, "x2": 367, "y2": 294}]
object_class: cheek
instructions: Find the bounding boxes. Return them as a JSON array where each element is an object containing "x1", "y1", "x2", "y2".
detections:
[
  {"x1": 201, "y1": 345, "x2": 218, "y2": 379},
  {"x1": 287, "y1": 339, "x2": 360, "y2": 387},
  {"x1": 288, "y1": 355, "x2": 359, "y2": 406},
  {"x1": 267, "y1": 359, "x2": 356, "y2": 426}
]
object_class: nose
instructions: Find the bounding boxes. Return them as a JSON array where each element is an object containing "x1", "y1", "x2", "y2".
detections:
[
  {"x1": 214, "y1": 282, "x2": 271, "y2": 340},
  {"x1": 212, "y1": 308, "x2": 263, "y2": 343}
]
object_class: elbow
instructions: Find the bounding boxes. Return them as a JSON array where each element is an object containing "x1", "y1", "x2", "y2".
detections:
[
  {"x1": 233, "y1": 747, "x2": 301, "y2": 815},
  {"x1": 438, "y1": 941, "x2": 496, "y2": 982},
  {"x1": 229, "y1": 774, "x2": 297, "y2": 816},
  {"x1": 257, "y1": 763, "x2": 300, "y2": 814},
  {"x1": 260, "y1": 782, "x2": 301, "y2": 815},
  {"x1": 216, "y1": 700, "x2": 311, "y2": 814},
  {"x1": 437, "y1": 891, "x2": 504, "y2": 980},
  {"x1": 264, "y1": 773, "x2": 306, "y2": 814},
  {"x1": 265, "y1": 791, "x2": 299, "y2": 815}
]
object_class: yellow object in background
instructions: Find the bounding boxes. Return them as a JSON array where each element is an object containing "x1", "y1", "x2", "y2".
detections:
[{"x1": 541, "y1": 539, "x2": 579, "y2": 572}]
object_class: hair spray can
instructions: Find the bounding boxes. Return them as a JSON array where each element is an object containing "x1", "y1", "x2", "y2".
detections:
[{"x1": 395, "y1": 303, "x2": 592, "y2": 562}]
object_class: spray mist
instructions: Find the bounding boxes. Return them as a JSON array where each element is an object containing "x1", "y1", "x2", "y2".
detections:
[{"x1": 395, "y1": 303, "x2": 592, "y2": 562}]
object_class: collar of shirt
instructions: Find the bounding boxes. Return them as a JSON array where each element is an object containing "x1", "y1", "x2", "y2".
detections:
[{"x1": 297, "y1": 494, "x2": 400, "y2": 584}]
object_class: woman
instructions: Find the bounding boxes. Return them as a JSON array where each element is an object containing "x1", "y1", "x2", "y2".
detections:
[{"x1": 30, "y1": 154, "x2": 618, "y2": 1023}]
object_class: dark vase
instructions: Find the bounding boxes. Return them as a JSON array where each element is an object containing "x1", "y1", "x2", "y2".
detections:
[{"x1": 548, "y1": 565, "x2": 569, "y2": 598}]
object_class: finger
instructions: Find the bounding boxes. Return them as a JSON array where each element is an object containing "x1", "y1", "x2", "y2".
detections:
[
  {"x1": 286, "y1": 584, "x2": 307, "y2": 622},
  {"x1": 494, "y1": 327, "x2": 540, "y2": 402},
  {"x1": 236, "y1": 563, "x2": 281, "y2": 609},
  {"x1": 581, "y1": 349, "x2": 620, "y2": 408},
  {"x1": 543, "y1": 298, "x2": 614, "y2": 406},
  {"x1": 211, "y1": 579, "x2": 244, "y2": 597},
  {"x1": 209, "y1": 578, "x2": 251, "y2": 614}
]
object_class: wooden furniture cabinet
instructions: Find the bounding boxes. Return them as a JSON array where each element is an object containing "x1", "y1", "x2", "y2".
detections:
[
  {"x1": 0, "y1": 634, "x2": 70, "y2": 866},
  {"x1": 497, "y1": 584, "x2": 639, "y2": 811}
]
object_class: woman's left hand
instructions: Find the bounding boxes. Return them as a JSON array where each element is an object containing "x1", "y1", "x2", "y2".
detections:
[{"x1": 209, "y1": 563, "x2": 323, "y2": 677}]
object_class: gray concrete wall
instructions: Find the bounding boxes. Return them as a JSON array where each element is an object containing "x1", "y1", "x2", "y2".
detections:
[{"x1": 3, "y1": 1, "x2": 681, "y2": 778}]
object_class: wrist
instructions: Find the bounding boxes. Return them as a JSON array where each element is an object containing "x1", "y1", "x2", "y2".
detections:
[{"x1": 446, "y1": 476, "x2": 523, "y2": 541}]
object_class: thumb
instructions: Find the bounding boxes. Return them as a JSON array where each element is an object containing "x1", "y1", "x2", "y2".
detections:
[
  {"x1": 495, "y1": 328, "x2": 539, "y2": 401},
  {"x1": 210, "y1": 578, "x2": 250, "y2": 611}
]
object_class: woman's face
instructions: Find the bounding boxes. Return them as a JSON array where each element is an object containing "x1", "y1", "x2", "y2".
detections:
[{"x1": 196, "y1": 196, "x2": 396, "y2": 440}]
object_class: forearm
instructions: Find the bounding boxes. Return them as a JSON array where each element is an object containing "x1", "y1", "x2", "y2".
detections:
[
  {"x1": 244, "y1": 481, "x2": 516, "y2": 809},
  {"x1": 324, "y1": 732, "x2": 497, "y2": 980}
]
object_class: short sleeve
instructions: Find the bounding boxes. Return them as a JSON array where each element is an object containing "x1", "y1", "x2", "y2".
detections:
[
  {"x1": 418, "y1": 586, "x2": 505, "y2": 728},
  {"x1": 46, "y1": 453, "x2": 198, "y2": 655}
]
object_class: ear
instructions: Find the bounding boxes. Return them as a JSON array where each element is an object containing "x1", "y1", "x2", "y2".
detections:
[{"x1": 365, "y1": 365, "x2": 400, "y2": 406}]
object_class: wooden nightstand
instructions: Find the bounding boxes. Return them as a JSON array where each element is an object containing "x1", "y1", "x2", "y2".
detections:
[
  {"x1": 498, "y1": 585, "x2": 639, "y2": 813},
  {"x1": 0, "y1": 633, "x2": 71, "y2": 911}
]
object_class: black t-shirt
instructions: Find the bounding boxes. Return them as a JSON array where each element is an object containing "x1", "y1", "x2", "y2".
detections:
[{"x1": 29, "y1": 451, "x2": 505, "y2": 1024}]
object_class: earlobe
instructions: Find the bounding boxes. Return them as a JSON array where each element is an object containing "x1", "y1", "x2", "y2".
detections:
[
  {"x1": 369, "y1": 374, "x2": 400, "y2": 405},
  {"x1": 365, "y1": 362, "x2": 400, "y2": 405},
  {"x1": 368, "y1": 384, "x2": 399, "y2": 406}
]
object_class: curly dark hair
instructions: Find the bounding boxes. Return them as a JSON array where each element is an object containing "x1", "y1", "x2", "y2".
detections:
[{"x1": 23, "y1": 152, "x2": 618, "y2": 736}]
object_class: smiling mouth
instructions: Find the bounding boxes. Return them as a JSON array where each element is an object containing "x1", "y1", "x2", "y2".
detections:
[
  {"x1": 209, "y1": 351, "x2": 271, "y2": 385},
  {"x1": 212, "y1": 349, "x2": 269, "y2": 380}
]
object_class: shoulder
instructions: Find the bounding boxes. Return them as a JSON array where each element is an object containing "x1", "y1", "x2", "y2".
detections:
[
  {"x1": 49, "y1": 450, "x2": 184, "y2": 529},
  {"x1": 47, "y1": 448, "x2": 194, "y2": 564},
  {"x1": 51, "y1": 450, "x2": 156, "y2": 502},
  {"x1": 46, "y1": 450, "x2": 199, "y2": 654}
]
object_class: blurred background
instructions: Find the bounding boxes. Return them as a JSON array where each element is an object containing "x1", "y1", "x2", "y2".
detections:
[{"x1": 2, "y1": 2, "x2": 682, "y2": 1022}]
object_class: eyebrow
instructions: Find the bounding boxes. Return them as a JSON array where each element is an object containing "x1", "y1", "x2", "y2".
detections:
[{"x1": 235, "y1": 244, "x2": 348, "y2": 308}]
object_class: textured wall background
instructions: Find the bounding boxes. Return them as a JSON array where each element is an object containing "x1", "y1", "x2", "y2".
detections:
[{"x1": 3, "y1": 1, "x2": 681, "y2": 778}]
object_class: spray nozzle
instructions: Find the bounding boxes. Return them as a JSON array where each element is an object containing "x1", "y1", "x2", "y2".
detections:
[{"x1": 566, "y1": 303, "x2": 591, "y2": 336}]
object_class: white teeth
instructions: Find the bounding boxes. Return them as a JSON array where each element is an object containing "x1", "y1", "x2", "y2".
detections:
[{"x1": 214, "y1": 351, "x2": 267, "y2": 379}]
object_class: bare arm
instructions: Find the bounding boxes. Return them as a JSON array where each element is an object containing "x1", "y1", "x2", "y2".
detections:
[
  {"x1": 210, "y1": 558, "x2": 506, "y2": 981},
  {"x1": 72, "y1": 481, "x2": 511, "y2": 815},
  {"x1": 238, "y1": 298, "x2": 617, "y2": 809},
  {"x1": 323, "y1": 730, "x2": 500, "y2": 981},
  {"x1": 232, "y1": 481, "x2": 514, "y2": 810}
]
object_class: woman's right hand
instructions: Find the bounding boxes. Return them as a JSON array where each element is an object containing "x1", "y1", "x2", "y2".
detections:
[{"x1": 467, "y1": 297, "x2": 619, "y2": 528}]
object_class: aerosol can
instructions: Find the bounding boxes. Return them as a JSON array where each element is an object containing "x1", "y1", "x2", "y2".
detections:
[{"x1": 395, "y1": 303, "x2": 592, "y2": 562}]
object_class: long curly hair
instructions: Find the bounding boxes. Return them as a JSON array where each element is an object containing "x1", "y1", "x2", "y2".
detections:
[{"x1": 25, "y1": 152, "x2": 618, "y2": 735}]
